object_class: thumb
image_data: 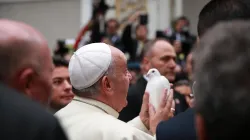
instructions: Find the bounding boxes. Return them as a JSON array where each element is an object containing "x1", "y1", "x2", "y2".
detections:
[{"x1": 149, "y1": 103, "x2": 156, "y2": 117}]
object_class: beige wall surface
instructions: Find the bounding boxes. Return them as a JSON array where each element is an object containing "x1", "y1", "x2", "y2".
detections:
[
  {"x1": 183, "y1": 0, "x2": 210, "y2": 35},
  {"x1": 0, "y1": 0, "x2": 210, "y2": 49},
  {"x1": 0, "y1": 0, "x2": 81, "y2": 51}
]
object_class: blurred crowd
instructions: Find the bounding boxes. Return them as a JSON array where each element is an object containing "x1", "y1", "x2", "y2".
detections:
[
  {"x1": 54, "y1": 11, "x2": 197, "y2": 109},
  {"x1": 2, "y1": 0, "x2": 250, "y2": 140}
]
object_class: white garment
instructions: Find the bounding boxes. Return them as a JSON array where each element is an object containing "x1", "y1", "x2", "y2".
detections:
[
  {"x1": 143, "y1": 74, "x2": 149, "y2": 82},
  {"x1": 69, "y1": 43, "x2": 112, "y2": 90},
  {"x1": 136, "y1": 41, "x2": 144, "y2": 57},
  {"x1": 55, "y1": 96, "x2": 154, "y2": 140}
]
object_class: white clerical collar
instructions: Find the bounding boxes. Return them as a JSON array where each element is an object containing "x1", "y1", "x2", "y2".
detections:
[
  {"x1": 143, "y1": 74, "x2": 149, "y2": 82},
  {"x1": 73, "y1": 96, "x2": 119, "y2": 118}
]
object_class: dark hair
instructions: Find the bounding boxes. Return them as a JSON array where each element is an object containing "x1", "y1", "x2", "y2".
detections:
[
  {"x1": 54, "y1": 40, "x2": 69, "y2": 57},
  {"x1": 135, "y1": 24, "x2": 147, "y2": 32},
  {"x1": 198, "y1": 0, "x2": 250, "y2": 36},
  {"x1": 174, "y1": 16, "x2": 190, "y2": 27},
  {"x1": 194, "y1": 21, "x2": 250, "y2": 140},
  {"x1": 53, "y1": 56, "x2": 69, "y2": 67},
  {"x1": 106, "y1": 18, "x2": 120, "y2": 29}
]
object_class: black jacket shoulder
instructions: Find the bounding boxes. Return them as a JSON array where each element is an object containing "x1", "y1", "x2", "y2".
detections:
[
  {"x1": 156, "y1": 108, "x2": 196, "y2": 140},
  {"x1": 0, "y1": 83, "x2": 68, "y2": 140}
]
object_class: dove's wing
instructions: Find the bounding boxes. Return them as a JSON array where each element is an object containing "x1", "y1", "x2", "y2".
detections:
[
  {"x1": 145, "y1": 76, "x2": 169, "y2": 110},
  {"x1": 160, "y1": 76, "x2": 170, "y2": 92}
]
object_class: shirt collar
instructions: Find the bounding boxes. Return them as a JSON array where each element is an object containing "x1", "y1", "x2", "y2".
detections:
[
  {"x1": 143, "y1": 74, "x2": 149, "y2": 82},
  {"x1": 73, "y1": 96, "x2": 119, "y2": 118}
]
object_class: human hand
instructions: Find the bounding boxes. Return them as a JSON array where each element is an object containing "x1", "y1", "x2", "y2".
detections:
[
  {"x1": 139, "y1": 93, "x2": 150, "y2": 129},
  {"x1": 149, "y1": 89, "x2": 175, "y2": 134}
]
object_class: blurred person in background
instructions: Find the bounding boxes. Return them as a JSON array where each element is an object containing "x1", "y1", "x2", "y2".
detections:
[
  {"x1": 174, "y1": 80, "x2": 193, "y2": 108},
  {"x1": 165, "y1": 16, "x2": 196, "y2": 56},
  {"x1": 127, "y1": 62, "x2": 142, "y2": 86},
  {"x1": 185, "y1": 53, "x2": 193, "y2": 82},
  {"x1": 173, "y1": 40, "x2": 186, "y2": 78},
  {"x1": 122, "y1": 12, "x2": 149, "y2": 62},
  {"x1": 156, "y1": 0, "x2": 250, "y2": 140},
  {"x1": 50, "y1": 56, "x2": 74, "y2": 113},
  {"x1": 119, "y1": 39, "x2": 188, "y2": 122},
  {"x1": 0, "y1": 19, "x2": 67, "y2": 140},
  {"x1": 174, "y1": 53, "x2": 194, "y2": 108},
  {"x1": 174, "y1": 53, "x2": 194, "y2": 93},
  {"x1": 102, "y1": 19, "x2": 124, "y2": 52},
  {"x1": 54, "y1": 40, "x2": 69, "y2": 59}
]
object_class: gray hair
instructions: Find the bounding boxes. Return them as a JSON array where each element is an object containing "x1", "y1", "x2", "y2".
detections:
[
  {"x1": 72, "y1": 57, "x2": 115, "y2": 97},
  {"x1": 194, "y1": 21, "x2": 250, "y2": 140}
]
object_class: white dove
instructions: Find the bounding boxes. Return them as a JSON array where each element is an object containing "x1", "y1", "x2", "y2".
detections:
[{"x1": 145, "y1": 68, "x2": 171, "y2": 110}]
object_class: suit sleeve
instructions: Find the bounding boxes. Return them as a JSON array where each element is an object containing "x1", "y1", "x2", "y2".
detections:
[
  {"x1": 110, "y1": 127, "x2": 154, "y2": 140},
  {"x1": 127, "y1": 116, "x2": 152, "y2": 135},
  {"x1": 156, "y1": 109, "x2": 196, "y2": 140}
]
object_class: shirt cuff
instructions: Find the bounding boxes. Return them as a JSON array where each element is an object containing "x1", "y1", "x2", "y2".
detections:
[{"x1": 127, "y1": 116, "x2": 152, "y2": 135}]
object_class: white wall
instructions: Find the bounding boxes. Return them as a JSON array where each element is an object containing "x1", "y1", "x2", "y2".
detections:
[
  {"x1": 0, "y1": 0, "x2": 81, "y2": 51},
  {"x1": 183, "y1": 0, "x2": 210, "y2": 35},
  {"x1": 0, "y1": 0, "x2": 210, "y2": 50}
]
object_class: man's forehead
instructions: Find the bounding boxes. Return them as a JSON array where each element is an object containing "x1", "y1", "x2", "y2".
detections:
[
  {"x1": 53, "y1": 66, "x2": 68, "y2": 71},
  {"x1": 52, "y1": 67, "x2": 69, "y2": 78},
  {"x1": 159, "y1": 51, "x2": 176, "y2": 58},
  {"x1": 152, "y1": 41, "x2": 175, "y2": 56}
]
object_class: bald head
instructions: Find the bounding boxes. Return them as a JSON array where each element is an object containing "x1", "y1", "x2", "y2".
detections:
[
  {"x1": 0, "y1": 19, "x2": 46, "y2": 45},
  {"x1": 0, "y1": 19, "x2": 48, "y2": 81},
  {"x1": 142, "y1": 39, "x2": 176, "y2": 81},
  {"x1": 0, "y1": 19, "x2": 53, "y2": 106},
  {"x1": 151, "y1": 40, "x2": 175, "y2": 56},
  {"x1": 142, "y1": 39, "x2": 174, "y2": 58}
]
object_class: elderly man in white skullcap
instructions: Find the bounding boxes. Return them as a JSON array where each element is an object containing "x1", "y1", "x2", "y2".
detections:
[{"x1": 55, "y1": 43, "x2": 174, "y2": 140}]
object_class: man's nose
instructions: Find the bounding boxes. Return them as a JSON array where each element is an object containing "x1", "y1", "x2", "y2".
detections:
[
  {"x1": 169, "y1": 59, "x2": 176, "y2": 68},
  {"x1": 64, "y1": 80, "x2": 72, "y2": 90}
]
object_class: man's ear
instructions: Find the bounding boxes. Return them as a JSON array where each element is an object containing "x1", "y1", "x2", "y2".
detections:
[
  {"x1": 17, "y1": 68, "x2": 35, "y2": 97},
  {"x1": 101, "y1": 76, "x2": 113, "y2": 96},
  {"x1": 196, "y1": 113, "x2": 207, "y2": 140}
]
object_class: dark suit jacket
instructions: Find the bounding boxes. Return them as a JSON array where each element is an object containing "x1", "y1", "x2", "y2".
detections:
[
  {"x1": 122, "y1": 24, "x2": 148, "y2": 62},
  {"x1": 156, "y1": 108, "x2": 197, "y2": 140},
  {"x1": 118, "y1": 76, "x2": 189, "y2": 122},
  {"x1": 0, "y1": 83, "x2": 68, "y2": 140}
]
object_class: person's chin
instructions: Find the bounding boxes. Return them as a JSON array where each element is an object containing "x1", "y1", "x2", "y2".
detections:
[
  {"x1": 166, "y1": 75, "x2": 175, "y2": 82},
  {"x1": 62, "y1": 96, "x2": 73, "y2": 103},
  {"x1": 60, "y1": 99, "x2": 70, "y2": 105}
]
